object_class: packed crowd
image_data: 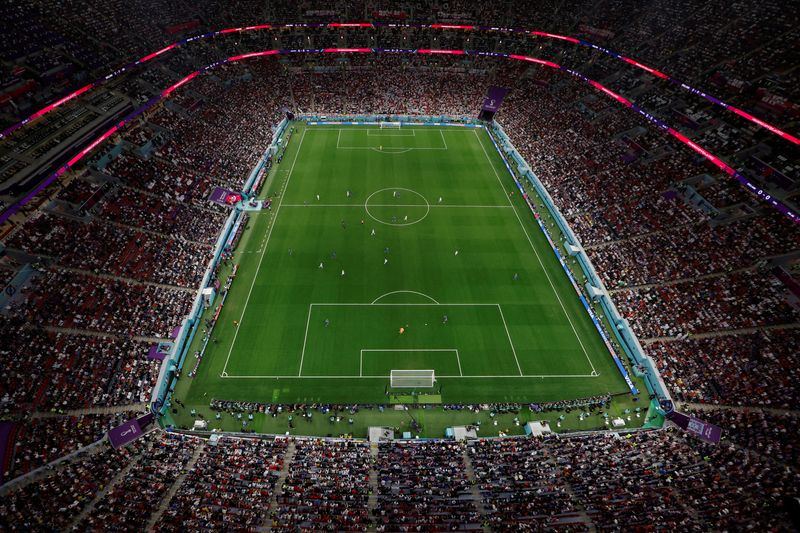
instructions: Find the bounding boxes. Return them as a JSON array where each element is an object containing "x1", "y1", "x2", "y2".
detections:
[
  {"x1": 156, "y1": 436, "x2": 288, "y2": 531},
  {"x1": 648, "y1": 328, "x2": 800, "y2": 407},
  {"x1": 6, "y1": 212, "x2": 210, "y2": 287},
  {"x1": 0, "y1": 441, "x2": 144, "y2": 531},
  {"x1": 274, "y1": 440, "x2": 371, "y2": 531},
  {"x1": 1, "y1": 425, "x2": 798, "y2": 531},
  {"x1": 7, "y1": 269, "x2": 192, "y2": 338},
  {"x1": 2, "y1": 0, "x2": 797, "y2": 132},
  {"x1": 376, "y1": 441, "x2": 481, "y2": 530},
  {"x1": 6, "y1": 413, "x2": 133, "y2": 479},
  {"x1": 78, "y1": 432, "x2": 200, "y2": 532},
  {"x1": 0, "y1": 320, "x2": 157, "y2": 413}
]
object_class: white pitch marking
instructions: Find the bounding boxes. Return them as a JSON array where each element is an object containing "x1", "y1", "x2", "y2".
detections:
[
  {"x1": 281, "y1": 204, "x2": 511, "y2": 208},
  {"x1": 359, "y1": 348, "x2": 461, "y2": 377},
  {"x1": 220, "y1": 129, "x2": 307, "y2": 376},
  {"x1": 297, "y1": 305, "x2": 314, "y2": 376},
  {"x1": 220, "y1": 373, "x2": 600, "y2": 379},
  {"x1": 371, "y1": 290, "x2": 440, "y2": 304},
  {"x1": 473, "y1": 129, "x2": 598, "y2": 376},
  {"x1": 496, "y1": 304, "x2": 523, "y2": 376}
]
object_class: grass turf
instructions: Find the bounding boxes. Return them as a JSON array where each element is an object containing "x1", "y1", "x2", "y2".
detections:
[{"x1": 179, "y1": 124, "x2": 633, "y2": 407}]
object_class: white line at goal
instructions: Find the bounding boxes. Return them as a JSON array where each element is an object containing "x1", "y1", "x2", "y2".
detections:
[
  {"x1": 390, "y1": 369, "x2": 436, "y2": 388},
  {"x1": 380, "y1": 121, "x2": 402, "y2": 129}
]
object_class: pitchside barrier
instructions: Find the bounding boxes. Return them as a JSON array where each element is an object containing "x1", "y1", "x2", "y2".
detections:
[
  {"x1": 490, "y1": 122, "x2": 670, "y2": 402},
  {"x1": 150, "y1": 120, "x2": 289, "y2": 416}
]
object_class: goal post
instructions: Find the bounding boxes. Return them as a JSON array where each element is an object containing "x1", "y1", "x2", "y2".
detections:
[
  {"x1": 380, "y1": 121, "x2": 402, "y2": 129},
  {"x1": 390, "y1": 369, "x2": 436, "y2": 388}
]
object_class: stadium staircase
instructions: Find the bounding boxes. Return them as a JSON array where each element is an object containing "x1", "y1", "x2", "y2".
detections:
[
  {"x1": 541, "y1": 446, "x2": 598, "y2": 530},
  {"x1": 678, "y1": 402, "x2": 800, "y2": 418},
  {"x1": 31, "y1": 403, "x2": 148, "y2": 419},
  {"x1": 461, "y1": 447, "x2": 492, "y2": 532},
  {"x1": 69, "y1": 446, "x2": 146, "y2": 530},
  {"x1": 145, "y1": 440, "x2": 206, "y2": 531},
  {"x1": 56, "y1": 265, "x2": 195, "y2": 293},
  {"x1": 43, "y1": 324, "x2": 169, "y2": 344},
  {"x1": 102, "y1": 218, "x2": 210, "y2": 247},
  {"x1": 264, "y1": 439, "x2": 297, "y2": 531},
  {"x1": 367, "y1": 443, "x2": 379, "y2": 524},
  {"x1": 640, "y1": 322, "x2": 800, "y2": 345},
  {"x1": 607, "y1": 264, "x2": 759, "y2": 294}
]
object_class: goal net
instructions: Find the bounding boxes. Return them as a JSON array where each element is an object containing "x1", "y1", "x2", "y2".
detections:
[
  {"x1": 380, "y1": 121, "x2": 402, "y2": 129},
  {"x1": 390, "y1": 369, "x2": 435, "y2": 388}
]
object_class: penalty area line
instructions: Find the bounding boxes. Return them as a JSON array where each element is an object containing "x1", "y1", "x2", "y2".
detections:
[{"x1": 219, "y1": 373, "x2": 601, "y2": 379}]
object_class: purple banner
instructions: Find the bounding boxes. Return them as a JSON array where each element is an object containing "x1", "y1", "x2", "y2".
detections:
[
  {"x1": 136, "y1": 412, "x2": 155, "y2": 428},
  {"x1": 170, "y1": 326, "x2": 181, "y2": 339},
  {"x1": 667, "y1": 411, "x2": 723, "y2": 444},
  {"x1": 148, "y1": 344, "x2": 168, "y2": 361},
  {"x1": 481, "y1": 86, "x2": 509, "y2": 113},
  {"x1": 107, "y1": 419, "x2": 144, "y2": 449},
  {"x1": 208, "y1": 186, "x2": 242, "y2": 207}
]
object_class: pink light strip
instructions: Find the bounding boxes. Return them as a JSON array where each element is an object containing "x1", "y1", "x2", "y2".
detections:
[
  {"x1": 3, "y1": 47, "x2": 796, "y2": 225},
  {"x1": 3, "y1": 22, "x2": 796, "y2": 146}
]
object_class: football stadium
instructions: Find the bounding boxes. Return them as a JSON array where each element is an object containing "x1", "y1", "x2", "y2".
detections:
[{"x1": 0, "y1": 1, "x2": 798, "y2": 530}]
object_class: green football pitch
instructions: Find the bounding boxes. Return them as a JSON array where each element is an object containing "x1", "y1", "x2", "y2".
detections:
[{"x1": 181, "y1": 124, "x2": 633, "y2": 405}]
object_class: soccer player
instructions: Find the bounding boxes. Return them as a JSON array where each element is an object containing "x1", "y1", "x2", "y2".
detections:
[
  {"x1": 346, "y1": 190, "x2": 351, "y2": 198},
  {"x1": 513, "y1": 272, "x2": 519, "y2": 281},
  {"x1": 319, "y1": 262, "x2": 324, "y2": 269},
  {"x1": 438, "y1": 197, "x2": 443, "y2": 203},
  {"x1": 403, "y1": 215, "x2": 408, "y2": 221},
  {"x1": 324, "y1": 318, "x2": 330, "y2": 327},
  {"x1": 233, "y1": 320, "x2": 239, "y2": 327},
  {"x1": 371, "y1": 228, "x2": 376, "y2": 236},
  {"x1": 384, "y1": 258, "x2": 388, "y2": 265},
  {"x1": 399, "y1": 327, "x2": 405, "y2": 335},
  {"x1": 341, "y1": 220, "x2": 346, "y2": 229},
  {"x1": 454, "y1": 250, "x2": 459, "y2": 256},
  {"x1": 384, "y1": 247, "x2": 389, "y2": 255},
  {"x1": 341, "y1": 269, "x2": 345, "y2": 277},
  {"x1": 316, "y1": 194, "x2": 320, "y2": 201},
  {"x1": 442, "y1": 314, "x2": 448, "y2": 324},
  {"x1": 331, "y1": 251, "x2": 336, "y2": 259}
]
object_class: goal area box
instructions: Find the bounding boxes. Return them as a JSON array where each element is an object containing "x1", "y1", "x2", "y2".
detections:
[{"x1": 390, "y1": 370, "x2": 436, "y2": 388}]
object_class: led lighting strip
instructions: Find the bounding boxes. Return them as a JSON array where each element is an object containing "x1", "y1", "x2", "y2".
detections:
[{"x1": 0, "y1": 47, "x2": 796, "y2": 225}]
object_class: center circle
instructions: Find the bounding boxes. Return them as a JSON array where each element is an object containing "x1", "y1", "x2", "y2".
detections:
[{"x1": 364, "y1": 187, "x2": 430, "y2": 227}]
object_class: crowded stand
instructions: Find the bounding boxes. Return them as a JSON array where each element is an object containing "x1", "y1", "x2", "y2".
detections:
[
  {"x1": 376, "y1": 441, "x2": 481, "y2": 530},
  {"x1": 274, "y1": 440, "x2": 371, "y2": 531},
  {"x1": 0, "y1": 321, "x2": 156, "y2": 413},
  {"x1": 156, "y1": 436, "x2": 288, "y2": 532},
  {"x1": 0, "y1": 2, "x2": 798, "y2": 531},
  {"x1": 78, "y1": 432, "x2": 200, "y2": 532},
  {"x1": 684, "y1": 407, "x2": 800, "y2": 472},
  {"x1": 7, "y1": 269, "x2": 192, "y2": 337},
  {"x1": 613, "y1": 270, "x2": 799, "y2": 339},
  {"x1": 6, "y1": 413, "x2": 134, "y2": 479},
  {"x1": 0, "y1": 441, "x2": 144, "y2": 531},
  {"x1": 5, "y1": 212, "x2": 211, "y2": 287},
  {"x1": 469, "y1": 438, "x2": 580, "y2": 530},
  {"x1": 648, "y1": 328, "x2": 800, "y2": 407}
]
